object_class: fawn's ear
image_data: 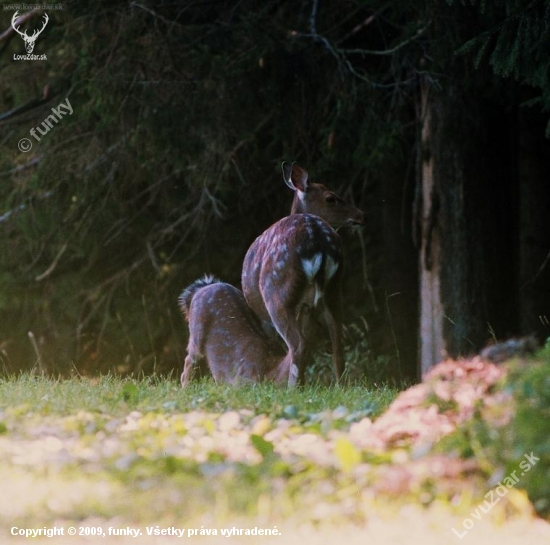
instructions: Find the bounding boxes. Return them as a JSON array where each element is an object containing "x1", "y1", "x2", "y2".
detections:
[{"x1": 282, "y1": 162, "x2": 309, "y2": 193}]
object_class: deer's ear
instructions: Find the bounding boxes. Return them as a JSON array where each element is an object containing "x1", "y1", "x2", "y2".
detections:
[
  {"x1": 282, "y1": 162, "x2": 308, "y2": 193},
  {"x1": 282, "y1": 162, "x2": 294, "y2": 189}
]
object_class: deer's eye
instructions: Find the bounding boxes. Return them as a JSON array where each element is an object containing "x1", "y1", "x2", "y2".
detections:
[{"x1": 325, "y1": 194, "x2": 336, "y2": 204}]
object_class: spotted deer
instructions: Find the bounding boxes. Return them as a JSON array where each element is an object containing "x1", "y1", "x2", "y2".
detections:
[
  {"x1": 241, "y1": 162, "x2": 364, "y2": 386},
  {"x1": 179, "y1": 276, "x2": 288, "y2": 386}
]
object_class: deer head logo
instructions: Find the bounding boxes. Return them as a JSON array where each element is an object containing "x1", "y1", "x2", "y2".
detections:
[{"x1": 11, "y1": 11, "x2": 49, "y2": 54}]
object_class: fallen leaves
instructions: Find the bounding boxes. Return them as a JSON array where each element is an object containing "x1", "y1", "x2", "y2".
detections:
[
  {"x1": 0, "y1": 354, "x2": 544, "y2": 532},
  {"x1": 357, "y1": 357, "x2": 510, "y2": 451}
]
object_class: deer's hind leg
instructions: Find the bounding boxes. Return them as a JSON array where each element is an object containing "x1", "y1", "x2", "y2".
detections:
[
  {"x1": 263, "y1": 297, "x2": 308, "y2": 387},
  {"x1": 181, "y1": 337, "x2": 207, "y2": 388}
]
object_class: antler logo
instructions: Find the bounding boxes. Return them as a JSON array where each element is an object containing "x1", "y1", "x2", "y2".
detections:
[{"x1": 11, "y1": 11, "x2": 49, "y2": 54}]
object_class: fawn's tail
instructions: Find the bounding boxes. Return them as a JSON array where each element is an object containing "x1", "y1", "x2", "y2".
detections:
[{"x1": 178, "y1": 274, "x2": 222, "y2": 320}]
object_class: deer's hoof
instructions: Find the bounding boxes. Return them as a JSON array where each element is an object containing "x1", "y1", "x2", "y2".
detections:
[{"x1": 288, "y1": 364, "x2": 299, "y2": 387}]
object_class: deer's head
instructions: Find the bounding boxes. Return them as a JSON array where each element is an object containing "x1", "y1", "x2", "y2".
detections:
[{"x1": 282, "y1": 162, "x2": 365, "y2": 228}]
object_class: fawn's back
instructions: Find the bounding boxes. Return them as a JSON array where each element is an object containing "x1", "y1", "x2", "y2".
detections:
[{"x1": 180, "y1": 277, "x2": 287, "y2": 385}]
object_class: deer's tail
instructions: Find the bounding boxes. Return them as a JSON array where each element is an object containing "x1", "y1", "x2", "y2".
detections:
[{"x1": 178, "y1": 274, "x2": 222, "y2": 320}]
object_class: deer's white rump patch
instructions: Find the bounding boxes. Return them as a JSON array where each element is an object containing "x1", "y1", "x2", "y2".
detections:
[
  {"x1": 301, "y1": 253, "x2": 323, "y2": 281},
  {"x1": 324, "y1": 254, "x2": 339, "y2": 282}
]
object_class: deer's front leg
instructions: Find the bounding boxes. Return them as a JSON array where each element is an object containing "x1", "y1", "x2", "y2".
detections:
[{"x1": 323, "y1": 307, "x2": 344, "y2": 382}]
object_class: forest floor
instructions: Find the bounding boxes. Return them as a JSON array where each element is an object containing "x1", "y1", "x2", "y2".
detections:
[{"x1": 0, "y1": 353, "x2": 549, "y2": 544}]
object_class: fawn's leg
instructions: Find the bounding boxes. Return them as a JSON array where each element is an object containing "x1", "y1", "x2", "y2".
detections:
[{"x1": 181, "y1": 351, "x2": 206, "y2": 387}]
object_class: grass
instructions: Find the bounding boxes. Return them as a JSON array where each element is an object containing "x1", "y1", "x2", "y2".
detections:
[
  {"x1": 0, "y1": 371, "x2": 548, "y2": 544},
  {"x1": 0, "y1": 374, "x2": 396, "y2": 417}
]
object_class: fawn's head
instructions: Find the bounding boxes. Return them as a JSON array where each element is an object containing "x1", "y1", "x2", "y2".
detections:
[{"x1": 282, "y1": 162, "x2": 364, "y2": 228}]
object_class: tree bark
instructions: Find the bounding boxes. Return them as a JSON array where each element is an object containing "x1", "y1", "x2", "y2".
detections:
[
  {"x1": 417, "y1": 79, "x2": 520, "y2": 375},
  {"x1": 518, "y1": 109, "x2": 550, "y2": 339},
  {"x1": 418, "y1": 81, "x2": 444, "y2": 376}
]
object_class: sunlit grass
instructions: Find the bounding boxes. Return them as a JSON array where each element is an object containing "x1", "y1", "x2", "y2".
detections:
[{"x1": 0, "y1": 374, "x2": 397, "y2": 418}]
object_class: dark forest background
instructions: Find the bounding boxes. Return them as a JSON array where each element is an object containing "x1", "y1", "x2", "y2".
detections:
[{"x1": 0, "y1": 0, "x2": 549, "y2": 382}]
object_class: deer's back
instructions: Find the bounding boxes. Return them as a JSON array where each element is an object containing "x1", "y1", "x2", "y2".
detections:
[
  {"x1": 242, "y1": 214, "x2": 343, "y2": 322},
  {"x1": 188, "y1": 282, "x2": 282, "y2": 381}
]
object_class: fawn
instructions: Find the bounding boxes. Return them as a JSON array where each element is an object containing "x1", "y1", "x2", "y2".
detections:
[{"x1": 179, "y1": 276, "x2": 287, "y2": 386}]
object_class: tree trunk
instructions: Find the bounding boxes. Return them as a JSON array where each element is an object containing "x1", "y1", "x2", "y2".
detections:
[
  {"x1": 418, "y1": 81, "x2": 444, "y2": 376},
  {"x1": 417, "y1": 79, "x2": 520, "y2": 376},
  {"x1": 518, "y1": 109, "x2": 550, "y2": 339}
]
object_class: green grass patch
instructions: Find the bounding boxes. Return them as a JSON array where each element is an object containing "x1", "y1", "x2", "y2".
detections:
[{"x1": 0, "y1": 374, "x2": 395, "y2": 418}]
